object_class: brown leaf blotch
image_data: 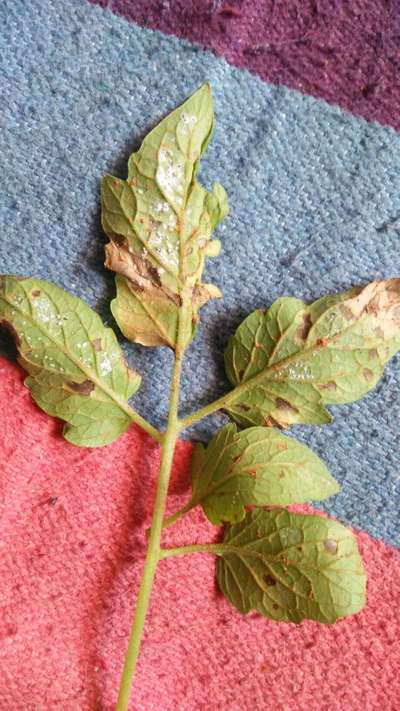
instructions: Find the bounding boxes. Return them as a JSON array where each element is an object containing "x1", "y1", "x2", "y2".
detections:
[
  {"x1": 264, "y1": 415, "x2": 284, "y2": 429},
  {"x1": 31, "y1": 289, "x2": 41, "y2": 298},
  {"x1": 275, "y1": 397, "x2": 299, "y2": 415},
  {"x1": 323, "y1": 539, "x2": 338, "y2": 555},
  {"x1": 296, "y1": 313, "x2": 312, "y2": 341},
  {"x1": 319, "y1": 380, "x2": 337, "y2": 392},
  {"x1": 339, "y1": 303, "x2": 354, "y2": 320},
  {"x1": 66, "y1": 380, "x2": 95, "y2": 396},
  {"x1": 264, "y1": 574, "x2": 276, "y2": 586},
  {"x1": 363, "y1": 368, "x2": 374, "y2": 381},
  {"x1": 92, "y1": 338, "x2": 102, "y2": 352},
  {"x1": 105, "y1": 237, "x2": 181, "y2": 306}
]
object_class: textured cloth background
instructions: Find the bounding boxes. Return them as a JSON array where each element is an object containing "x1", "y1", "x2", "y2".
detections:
[
  {"x1": 91, "y1": 0, "x2": 400, "y2": 131},
  {"x1": 0, "y1": 0, "x2": 399, "y2": 709}
]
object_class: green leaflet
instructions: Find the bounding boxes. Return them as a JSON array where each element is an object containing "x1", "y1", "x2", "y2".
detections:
[
  {"x1": 0, "y1": 276, "x2": 141, "y2": 447},
  {"x1": 216, "y1": 509, "x2": 366, "y2": 623},
  {"x1": 101, "y1": 83, "x2": 228, "y2": 349},
  {"x1": 224, "y1": 280, "x2": 400, "y2": 428},
  {"x1": 190, "y1": 424, "x2": 339, "y2": 525}
]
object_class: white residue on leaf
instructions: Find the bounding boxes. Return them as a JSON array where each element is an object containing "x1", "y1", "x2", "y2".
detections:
[
  {"x1": 100, "y1": 354, "x2": 112, "y2": 376},
  {"x1": 180, "y1": 112, "x2": 197, "y2": 129},
  {"x1": 33, "y1": 297, "x2": 53, "y2": 324},
  {"x1": 153, "y1": 201, "x2": 171, "y2": 214},
  {"x1": 148, "y1": 226, "x2": 179, "y2": 271},
  {"x1": 156, "y1": 148, "x2": 185, "y2": 207}
]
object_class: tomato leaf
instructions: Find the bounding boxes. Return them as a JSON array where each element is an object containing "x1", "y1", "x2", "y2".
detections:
[
  {"x1": 217, "y1": 508, "x2": 366, "y2": 623},
  {"x1": 0, "y1": 276, "x2": 141, "y2": 446}
]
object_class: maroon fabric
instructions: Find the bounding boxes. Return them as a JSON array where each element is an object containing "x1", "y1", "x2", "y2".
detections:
[{"x1": 89, "y1": 0, "x2": 400, "y2": 131}]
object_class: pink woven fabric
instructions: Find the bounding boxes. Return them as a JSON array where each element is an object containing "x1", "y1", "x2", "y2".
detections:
[
  {"x1": 0, "y1": 357, "x2": 399, "y2": 710},
  {"x1": 90, "y1": 0, "x2": 400, "y2": 131}
]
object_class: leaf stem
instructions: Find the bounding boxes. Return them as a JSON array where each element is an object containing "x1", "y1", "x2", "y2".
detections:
[
  {"x1": 178, "y1": 392, "x2": 231, "y2": 430},
  {"x1": 115, "y1": 290, "x2": 190, "y2": 709},
  {"x1": 161, "y1": 499, "x2": 197, "y2": 530},
  {"x1": 115, "y1": 354, "x2": 183, "y2": 710}
]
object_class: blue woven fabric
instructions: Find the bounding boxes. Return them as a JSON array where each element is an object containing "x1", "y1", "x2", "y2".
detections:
[{"x1": 1, "y1": 0, "x2": 399, "y2": 544}]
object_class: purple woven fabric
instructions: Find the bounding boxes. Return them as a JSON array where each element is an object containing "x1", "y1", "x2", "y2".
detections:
[{"x1": 91, "y1": 0, "x2": 400, "y2": 131}]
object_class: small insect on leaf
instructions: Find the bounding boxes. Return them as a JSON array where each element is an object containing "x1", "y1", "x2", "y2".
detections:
[
  {"x1": 216, "y1": 509, "x2": 367, "y2": 623},
  {"x1": 101, "y1": 83, "x2": 228, "y2": 350},
  {"x1": 190, "y1": 424, "x2": 339, "y2": 525},
  {"x1": 0, "y1": 276, "x2": 141, "y2": 447},
  {"x1": 224, "y1": 280, "x2": 400, "y2": 428}
]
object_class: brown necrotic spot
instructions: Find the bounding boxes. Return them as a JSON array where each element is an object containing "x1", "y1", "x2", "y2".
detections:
[
  {"x1": 363, "y1": 368, "x2": 374, "y2": 381},
  {"x1": 264, "y1": 574, "x2": 276, "y2": 586},
  {"x1": 363, "y1": 301, "x2": 378, "y2": 316},
  {"x1": 275, "y1": 397, "x2": 299, "y2": 415},
  {"x1": 66, "y1": 380, "x2": 95, "y2": 396},
  {"x1": 31, "y1": 289, "x2": 41, "y2": 298},
  {"x1": 323, "y1": 539, "x2": 338, "y2": 555},
  {"x1": 272, "y1": 603, "x2": 279, "y2": 610},
  {"x1": 320, "y1": 380, "x2": 337, "y2": 392},
  {"x1": 264, "y1": 415, "x2": 283, "y2": 429},
  {"x1": 368, "y1": 348, "x2": 379, "y2": 360},
  {"x1": 339, "y1": 303, "x2": 354, "y2": 320},
  {"x1": 92, "y1": 338, "x2": 102, "y2": 352},
  {"x1": 296, "y1": 313, "x2": 312, "y2": 341}
]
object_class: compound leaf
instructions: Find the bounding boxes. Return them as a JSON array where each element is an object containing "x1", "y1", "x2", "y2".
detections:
[
  {"x1": 190, "y1": 424, "x2": 339, "y2": 525},
  {"x1": 101, "y1": 83, "x2": 228, "y2": 349},
  {"x1": 216, "y1": 508, "x2": 366, "y2": 623},
  {"x1": 0, "y1": 276, "x2": 141, "y2": 447},
  {"x1": 224, "y1": 280, "x2": 400, "y2": 428}
]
